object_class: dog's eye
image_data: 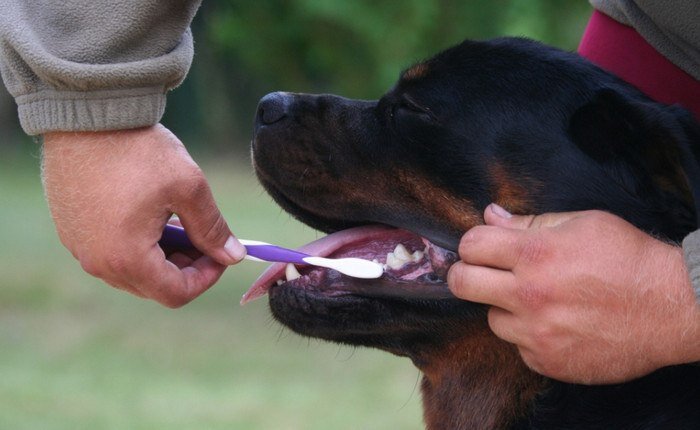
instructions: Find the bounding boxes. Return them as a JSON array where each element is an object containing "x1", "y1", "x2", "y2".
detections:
[
  {"x1": 393, "y1": 96, "x2": 435, "y2": 123},
  {"x1": 398, "y1": 97, "x2": 427, "y2": 114}
]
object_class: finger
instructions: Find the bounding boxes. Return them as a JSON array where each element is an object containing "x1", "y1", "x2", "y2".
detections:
[
  {"x1": 484, "y1": 203, "x2": 583, "y2": 230},
  {"x1": 127, "y1": 244, "x2": 225, "y2": 308},
  {"x1": 102, "y1": 278, "x2": 147, "y2": 299},
  {"x1": 447, "y1": 261, "x2": 519, "y2": 311},
  {"x1": 458, "y1": 225, "x2": 532, "y2": 270},
  {"x1": 173, "y1": 175, "x2": 246, "y2": 266},
  {"x1": 168, "y1": 251, "x2": 194, "y2": 269},
  {"x1": 487, "y1": 306, "x2": 525, "y2": 346}
]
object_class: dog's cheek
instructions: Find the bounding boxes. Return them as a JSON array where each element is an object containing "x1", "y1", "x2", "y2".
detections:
[{"x1": 488, "y1": 163, "x2": 540, "y2": 214}]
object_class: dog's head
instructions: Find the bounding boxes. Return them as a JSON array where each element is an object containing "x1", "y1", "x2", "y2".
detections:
[{"x1": 244, "y1": 38, "x2": 699, "y2": 367}]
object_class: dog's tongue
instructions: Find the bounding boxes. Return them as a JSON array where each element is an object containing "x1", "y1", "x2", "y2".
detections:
[{"x1": 240, "y1": 225, "x2": 395, "y2": 305}]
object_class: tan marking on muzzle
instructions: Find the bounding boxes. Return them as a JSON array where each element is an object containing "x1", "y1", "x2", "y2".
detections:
[
  {"x1": 394, "y1": 170, "x2": 481, "y2": 230},
  {"x1": 489, "y1": 163, "x2": 538, "y2": 214}
]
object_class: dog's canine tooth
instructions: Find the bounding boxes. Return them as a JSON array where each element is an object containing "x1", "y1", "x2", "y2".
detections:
[
  {"x1": 285, "y1": 263, "x2": 301, "y2": 281},
  {"x1": 393, "y1": 244, "x2": 411, "y2": 261},
  {"x1": 411, "y1": 250, "x2": 424, "y2": 262}
]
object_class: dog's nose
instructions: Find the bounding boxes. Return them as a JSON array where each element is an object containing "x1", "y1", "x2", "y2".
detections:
[{"x1": 256, "y1": 92, "x2": 289, "y2": 126}]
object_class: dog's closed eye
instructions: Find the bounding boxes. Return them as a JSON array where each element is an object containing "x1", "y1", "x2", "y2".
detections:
[{"x1": 394, "y1": 95, "x2": 436, "y2": 122}]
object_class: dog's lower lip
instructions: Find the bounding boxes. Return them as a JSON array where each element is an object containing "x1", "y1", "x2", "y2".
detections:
[{"x1": 241, "y1": 225, "x2": 458, "y2": 304}]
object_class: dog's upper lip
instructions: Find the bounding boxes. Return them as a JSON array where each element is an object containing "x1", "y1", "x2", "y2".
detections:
[{"x1": 240, "y1": 225, "x2": 397, "y2": 304}]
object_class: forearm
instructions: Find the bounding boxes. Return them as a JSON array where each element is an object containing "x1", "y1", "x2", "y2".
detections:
[{"x1": 0, "y1": 0, "x2": 202, "y2": 135}]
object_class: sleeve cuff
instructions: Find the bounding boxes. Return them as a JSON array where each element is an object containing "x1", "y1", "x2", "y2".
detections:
[
  {"x1": 681, "y1": 229, "x2": 700, "y2": 303},
  {"x1": 16, "y1": 86, "x2": 166, "y2": 135}
]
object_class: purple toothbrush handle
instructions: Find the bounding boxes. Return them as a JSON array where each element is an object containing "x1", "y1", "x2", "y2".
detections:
[
  {"x1": 159, "y1": 224, "x2": 309, "y2": 265},
  {"x1": 243, "y1": 243, "x2": 309, "y2": 265},
  {"x1": 160, "y1": 224, "x2": 194, "y2": 250}
]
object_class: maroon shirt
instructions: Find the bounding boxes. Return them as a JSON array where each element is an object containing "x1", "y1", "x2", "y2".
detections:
[{"x1": 579, "y1": 10, "x2": 700, "y2": 120}]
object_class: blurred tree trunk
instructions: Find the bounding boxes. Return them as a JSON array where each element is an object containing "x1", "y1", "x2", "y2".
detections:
[{"x1": 0, "y1": 85, "x2": 24, "y2": 143}]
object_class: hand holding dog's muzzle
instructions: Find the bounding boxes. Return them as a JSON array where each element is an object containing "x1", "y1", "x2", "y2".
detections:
[{"x1": 448, "y1": 203, "x2": 700, "y2": 384}]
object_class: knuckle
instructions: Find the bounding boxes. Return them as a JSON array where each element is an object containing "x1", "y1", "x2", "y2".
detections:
[
  {"x1": 170, "y1": 168, "x2": 208, "y2": 200},
  {"x1": 514, "y1": 281, "x2": 550, "y2": 309},
  {"x1": 183, "y1": 170, "x2": 209, "y2": 196},
  {"x1": 197, "y1": 214, "x2": 229, "y2": 247},
  {"x1": 516, "y1": 236, "x2": 548, "y2": 266},
  {"x1": 531, "y1": 324, "x2": 555, "y2": 345}
]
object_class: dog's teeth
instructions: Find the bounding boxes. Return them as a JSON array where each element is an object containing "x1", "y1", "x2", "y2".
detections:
[
  {"x1": 385, "y1": 243, "x2": 418, "y2": 270},
  {"x1": 412, "y1": 250, "x2": 424, "y2": 262},
  {"x1": 393, "y1": 244, "x2": 411, "y2": 261},
  {"x1": 285, "y1": 263, "x2": 301, "y2": 281},
  {"x1": 386, "y1": 252, "x2": 405, "y2": 270}
]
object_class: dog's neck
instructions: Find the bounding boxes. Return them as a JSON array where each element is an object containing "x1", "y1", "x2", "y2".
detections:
[{"x1": 413, "y1": 326, "x2": 547, "y2": 430}]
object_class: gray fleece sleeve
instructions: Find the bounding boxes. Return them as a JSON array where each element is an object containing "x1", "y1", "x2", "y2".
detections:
[
  {"x1": 682, "y1": 231, "x2": 700, "y2": 303},
  {"x1": 589, "y1": 0, "x2": 700, "y2": 80},
  {"x1": 0, "y1": 0, "x2": 201, "y2": 135}
]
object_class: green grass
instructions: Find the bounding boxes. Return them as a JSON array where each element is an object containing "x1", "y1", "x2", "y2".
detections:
[{"x1": 0, "y1": 148, "x2": 423, "y2": 430}]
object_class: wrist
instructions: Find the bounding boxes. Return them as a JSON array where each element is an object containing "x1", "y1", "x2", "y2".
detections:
[{"x1": 650, "y1": 243, "x2": 700, "y2": 368}]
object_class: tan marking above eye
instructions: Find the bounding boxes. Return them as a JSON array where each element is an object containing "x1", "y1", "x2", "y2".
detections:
[{"x1": 403, "y1": 62, "x2": 429, "y2": 81}]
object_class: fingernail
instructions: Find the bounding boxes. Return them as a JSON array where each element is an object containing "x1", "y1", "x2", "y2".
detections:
[
  {"x1": 224, "y1": 236, "x2": 247, "y2": 262},
  {"x1": 490, "y1": 203, "x2": 512, "y2": 219}
]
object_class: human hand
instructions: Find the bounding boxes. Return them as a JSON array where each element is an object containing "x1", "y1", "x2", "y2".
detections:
[
  {"x1": 42, "y1": 124, "x2": 246, "y2": 307},
  {"x1": 448, "y1": 204, "x2": 700, "y2": 384}
]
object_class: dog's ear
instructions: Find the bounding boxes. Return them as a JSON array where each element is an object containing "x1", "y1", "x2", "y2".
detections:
[{"x1": 569, "y1": 88, "x2": 700, "y2": 228}]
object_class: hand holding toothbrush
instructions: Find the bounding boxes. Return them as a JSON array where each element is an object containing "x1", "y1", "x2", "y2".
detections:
[{"x1": 43, "y1": 125, "x2": 246, "y2": 308}]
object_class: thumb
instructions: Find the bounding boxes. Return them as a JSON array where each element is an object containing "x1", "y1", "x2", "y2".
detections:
[
  {"x1": 174, "y1": 179, "x2": 246, "y2": 266},
  {"x1": 484, "y1": 203, "x2": 583, "y2": 230}
]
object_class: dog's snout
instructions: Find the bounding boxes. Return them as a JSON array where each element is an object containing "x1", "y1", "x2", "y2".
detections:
[{"x1": 256, "y1": 92, "x2": 289, "y2": 126}]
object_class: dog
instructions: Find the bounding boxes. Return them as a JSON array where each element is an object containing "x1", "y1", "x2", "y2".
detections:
[{"x1": 243, "y1": 37, "x2": 700, "y2": 429}]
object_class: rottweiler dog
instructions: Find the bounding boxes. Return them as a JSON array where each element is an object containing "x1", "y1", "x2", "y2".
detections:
[{"x1": 243, "y1": 38, "x2": 700, "y2": 429}]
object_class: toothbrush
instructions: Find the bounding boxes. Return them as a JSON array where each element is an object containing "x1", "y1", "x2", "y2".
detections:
[{"x1": 159, "y1": 224, "x2": 384, "y2": 279}]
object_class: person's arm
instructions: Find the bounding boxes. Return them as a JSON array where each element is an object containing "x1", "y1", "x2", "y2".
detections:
[
  {"x1": 0, "y1": 0, "x2": 201, "y2": 134},
  {"x1": 1, "y1": 1, "x2": 246, "y2": 307},
  {"x1": 448, "y1": 204, "x2": 700, "y2": 384}
]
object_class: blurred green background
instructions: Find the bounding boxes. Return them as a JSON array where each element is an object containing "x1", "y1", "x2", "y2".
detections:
[{"x1": 0, "y1": 1, "x2": 591, "y2": 428}]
